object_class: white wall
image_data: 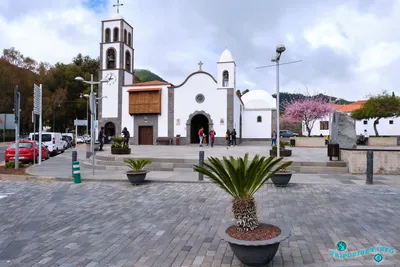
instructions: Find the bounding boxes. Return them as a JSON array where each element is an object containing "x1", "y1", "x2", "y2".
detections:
[
  {"x1": 174, "y1": 73, "x2": 226, "y2": 137},
  {"x1": 102, "y1": 43, "x2": 120, "y2": 69},
  {"x1": 121, "y1": 72, "x2": 134, "y2": 136},
  {"x1": 301, "y1": 116, "x2": 330, "y2": 136},
  {"x1": 217, "y1": 62, "x2": 235, "y2": 88},
  {"x1": 122, "y1": 21, "x2": 134, "y2": 47},
  {"x1": 355, "y1": 117, "x2": 400, "y2": 136},
  {"x1": 233, "y1": 94, "x2": 242, "y2": 137},
  {"x1": 101, "y1": 70, "x2": 119, "y2": 118},
  {"x1": 243, "y1": 110, "x2": 272, "y2": 138},
  {"x1": 103, "y1": 21, "x2": 120, "y2": 42},
  {"x1": 158, "y1": 86, "x2": 169, "y2": 137}
]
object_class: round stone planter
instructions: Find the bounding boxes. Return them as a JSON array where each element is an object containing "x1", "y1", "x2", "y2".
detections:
[
  {"x1": 126, "y1": 170, "x2": 148, "y2": 185},
  {"x1": 271, "y1": 171, "x2": 295, "y2": 187},
  {"x1": 219, "y1": 222, "x2": 291, "y2": 267},
  {"x1": 269, "y1": 149, "x2": 292, "y2": 157},
  {"x1": 111, "y1": 147, "x2": 131, "y2": 155}
]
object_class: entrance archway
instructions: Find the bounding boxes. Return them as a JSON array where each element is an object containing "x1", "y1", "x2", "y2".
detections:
[
  {"x1": 104, "y1": 122, "x2": 116, "y2": 144},
  {"x1": 190, "y1": 114, "x2": 209, "y2": 144}
]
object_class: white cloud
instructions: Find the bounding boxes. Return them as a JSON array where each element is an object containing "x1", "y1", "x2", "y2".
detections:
[{"x1": 1, "y1": 0, "x2": 400, "y2": 101}]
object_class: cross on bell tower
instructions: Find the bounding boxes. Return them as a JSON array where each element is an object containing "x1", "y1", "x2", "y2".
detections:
[
  {"x1": 113, "y1": 0, "x2": 123, "y2": 13},
  {"x1": 198, "y1": 61, "x2": 204, "y2": 71}
]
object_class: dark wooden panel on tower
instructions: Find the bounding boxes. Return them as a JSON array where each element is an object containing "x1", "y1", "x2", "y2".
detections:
[{"x1": 128, "y1": 88, "x2": 161, "y2": 114}]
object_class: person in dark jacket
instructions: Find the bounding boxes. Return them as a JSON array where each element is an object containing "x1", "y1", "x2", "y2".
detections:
[
  {"x1": 231, "y1": 129, "x2": 237, "y2": 146},
  {"x1": 98, "y1": 127, "x2": 104, "y2": 151},
  {"x1": 122, "y1": 127, "x2": 130, "y2": 147}
]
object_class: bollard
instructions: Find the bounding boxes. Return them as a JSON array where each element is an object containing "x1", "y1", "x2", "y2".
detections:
[
  {"x1": 199, "y1": 151, "x2": 204, "y2": 181},
  {"x1": 72, "y1": 161, "x2": 81, "y2": 184},
  {"x1": 366, "y1": 151, "x2": 373, "y2": 184},
  {"x1": 72, "y1": 151, "x2": 77, "y2": 177}
]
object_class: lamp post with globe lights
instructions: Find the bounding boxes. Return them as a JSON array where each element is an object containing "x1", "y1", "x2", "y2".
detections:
[{"x1": 75, "y1": 74, "x2": 107, "y2": 175}]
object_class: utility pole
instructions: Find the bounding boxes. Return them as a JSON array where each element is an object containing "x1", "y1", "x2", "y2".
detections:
[{"x1": 14, "y1": 85, "x2": 20, "y2": 169}]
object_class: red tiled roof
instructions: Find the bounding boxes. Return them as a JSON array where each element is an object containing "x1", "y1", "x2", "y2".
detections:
[
  {"x1": 124, "y1": 80, "x2": 170, "y2": 87},
  {"x1": 127, "y1": 87, "x2": 161, "y2": 92},
  {"x1": 333, "y1": 100, "x2": 367, "y2": 113}
]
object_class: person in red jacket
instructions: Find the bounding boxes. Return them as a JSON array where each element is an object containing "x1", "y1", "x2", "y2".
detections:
[
  {"x1": 209, "y1": 128, "x2": 216, "y2": 147},
  {"x1": 198, "y1": 127, "x2": 204, "y2": 147}
]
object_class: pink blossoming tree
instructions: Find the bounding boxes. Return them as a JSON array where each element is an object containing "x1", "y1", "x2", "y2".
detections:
[{"x1": 282, "y1": 98, "x2": 334, "y2": 137}]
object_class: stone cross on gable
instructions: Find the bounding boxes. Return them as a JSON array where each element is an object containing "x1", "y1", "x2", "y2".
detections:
[
  {"x1": 198, "y1": 61, "x2": 204, "y2": 71},
  {"x1": 113, "y1": 0, "x2": 124, "y2": 13}
]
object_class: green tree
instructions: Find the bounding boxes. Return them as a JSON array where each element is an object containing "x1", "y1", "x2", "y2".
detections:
[{"x1": 351, "y1": 91, "x2": 400, "y2": 136}]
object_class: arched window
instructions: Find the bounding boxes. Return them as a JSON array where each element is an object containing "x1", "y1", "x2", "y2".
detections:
[
  {"x1": 125, "y1": 51, "x2": 131, "y2": 72},
  {"x1": 257, "y1": 116, "x2": 262, "y2": 123},
  {"x1": 223, "y1": 70, "x2": 229, "y2": 87},
  {"x1": 105, "y1": 28, "x2": 111, "y2": 42},
  {"x1": 128, "y1": 33, "x2": 132, "y2": 46},
  {"x1": 106, "y1": 48, "x2": 116, "y2": 69},
  {"x1": 113, "y1": 27, "x2": 119, "y2": 42},
  {"x1": 124, "y1": 29, "x2": 127, "y2": 44}
]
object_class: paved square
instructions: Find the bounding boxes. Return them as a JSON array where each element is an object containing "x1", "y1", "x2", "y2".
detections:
[{"x1": 0, "y1": 181, "x2": 399, "y2": 267}]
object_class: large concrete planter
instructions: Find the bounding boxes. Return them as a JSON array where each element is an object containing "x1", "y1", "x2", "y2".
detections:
[
  {"x1": 269, "y1": 149, "x2": 292, "y2": 157},
  {"x1": 111, "y1": 147, "x2": 131, "y2": 155},
  {"x1": 126, "y1": 170, "x2": 148, "y2": 185},
  {"x1": 219, "y1": 222, "x2": 291, "y2": 267},
  {"x1": 271, "y1": 171, "x2": 295, "y2": 187}
]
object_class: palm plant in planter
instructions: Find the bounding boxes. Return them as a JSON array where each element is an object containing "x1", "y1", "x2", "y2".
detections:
[
  {"x1": 111, "y1": 137, "x2": 131, "y2": 155},
  {"x1": 270, "y1": 140, "x2": 292, "y2": 157},
  {"x1": 124, "y1": 159, "x2": 152, "y2": 185},
  {"x1": 193, "y1": 153, "x2": 293, "y2": 267}
]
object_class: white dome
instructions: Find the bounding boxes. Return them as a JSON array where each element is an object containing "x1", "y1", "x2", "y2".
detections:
[
  {"x1": 241, "y1": 90, "x2": 276, "y2": 109},
  {"x1": 219, "y1": 48, "x2": 234, "y2": 62}
]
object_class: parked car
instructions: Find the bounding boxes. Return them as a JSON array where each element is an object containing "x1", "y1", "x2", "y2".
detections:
[
  {"x1": 62, "y1": 134, "x2": 73, "y2": 148},
  {"x1": 76, "y1": 136, "x2": 85, "y2": 144},
  {"x1": 4, "y1": 140, "x2": 50, "y2": 163},
  {"x1": 280, "y1": 130, "x2": 295, "y2": 138},
  {"x1": 29, "y1": 132, "x2": 64, "y2": 156},
  {"x1": 61, "y1": 136, "x2": 69, "y2": 150}
]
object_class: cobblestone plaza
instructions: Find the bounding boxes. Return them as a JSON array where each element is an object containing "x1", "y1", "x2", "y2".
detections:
[{"x1": 0, "y1": 181, "x2": 399, "y2": 267}]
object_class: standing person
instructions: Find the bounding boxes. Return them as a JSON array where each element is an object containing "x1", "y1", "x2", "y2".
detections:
[
  {"x1": 226, "y1": 129, "x2": 231, "y2": 148},
  {"x1": 122, "y1": 127, "x2": 130, "y2": 147},
  {"x1": 98, "y1": 127, "x2": 104, "y2": 151},
  {"x1": 364, "y1": 129, "x2": 369, "y2": 145},
  {"x1": 209, "y1": 128, "x2": 216, "y2": 147},
  {"x1": 231, "y1": 129, "x2": 237, "y2": 146},
  {"x1": 271, "y1": 130, "x2": 277, "y2": 146},
  {"x1": 198, "y1": 127, "x2": 204, "y2": 147}
]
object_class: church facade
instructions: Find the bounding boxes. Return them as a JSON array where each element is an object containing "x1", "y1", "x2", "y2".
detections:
[{"x1": 98, "y1": 15, "x2": 277, "y2": 145}]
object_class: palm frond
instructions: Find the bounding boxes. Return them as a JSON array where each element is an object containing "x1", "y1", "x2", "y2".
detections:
[
  {"x1": 124, "y1": 159, "x2": 152, "y2": 171},
  {"x1": 193, "y1": 153, "x2": 292, "y2": 199}
]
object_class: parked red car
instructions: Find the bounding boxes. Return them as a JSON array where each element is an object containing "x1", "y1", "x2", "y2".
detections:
[{"x1": 4, "y1": 140, "x2": 50, "y2": 163}]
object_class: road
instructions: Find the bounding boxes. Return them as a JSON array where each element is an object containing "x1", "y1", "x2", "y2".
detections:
[{"x1": 0, "y1": 147, "x2": 5, "y2": 163}]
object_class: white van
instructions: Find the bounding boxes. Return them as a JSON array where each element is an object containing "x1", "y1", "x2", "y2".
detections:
[{"x1": 29, "y1": 132, "x2": 64, "y2": 155}]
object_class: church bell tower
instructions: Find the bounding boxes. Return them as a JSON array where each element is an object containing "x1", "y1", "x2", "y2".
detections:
[{"x1": 98, "y1": 12, "x2": 134, "y2": 137}]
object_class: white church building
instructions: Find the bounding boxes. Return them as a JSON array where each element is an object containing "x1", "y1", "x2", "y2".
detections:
[{"x1": 98, "y1": 15, "x2": 277, "y2": 145}]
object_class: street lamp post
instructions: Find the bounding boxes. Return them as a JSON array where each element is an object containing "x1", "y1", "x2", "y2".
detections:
[
  {"x1": 75, "y1": 74, "x2": 107, "y2": 176},
  {"x1": 271, "y1": 44, "x2": 286, "y2": 158}
]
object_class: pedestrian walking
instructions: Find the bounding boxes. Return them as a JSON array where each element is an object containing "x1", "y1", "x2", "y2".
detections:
[
  {"x1": 271, "y1": 130, "x2": 277, "y2": 146},
  {"x1": 198, "y1": 127, "x2": 204, "y2": 147},
  {"x1": 122, "y1": 127, "x2": 130, "y2": 147},
  {"x1": 231, "y1": 129, "x2": 237, "y2": 146},
  {"x1": 209, "y1": 128, "x2": 216, "y2": 147},
  {"x1": 226, "y1": 129, "x2": 231, "y2": 148},
  {"x1": 98, "y1": 127, "x2": 104, "y2": 151}
]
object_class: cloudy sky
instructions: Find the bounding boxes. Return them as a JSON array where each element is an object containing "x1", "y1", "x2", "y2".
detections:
[{"x1": 1, "y1": 0, "x2": 399, "y2": 101}]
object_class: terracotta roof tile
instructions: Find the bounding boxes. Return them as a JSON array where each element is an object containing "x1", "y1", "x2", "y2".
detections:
[
  {"x1": 124, "y1": 80, "x2": 170, "y2": 87},
  {"x1": 333, "y1": 100, "x2": 367, "y2": 113}
]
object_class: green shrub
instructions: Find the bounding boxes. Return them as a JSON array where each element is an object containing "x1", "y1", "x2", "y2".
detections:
[
  {"x1": 272, "y1": 140, "x2": 289, "y2": 151},
  {"x1": 124, "y1": 159, "x2": 152, "y2": 171},
  {"x1": 5, "y1": 161, "x2": 25, "y2": 169},
  {"x1": 111, "y1": 137, "x2": 128, "y2": 148}
]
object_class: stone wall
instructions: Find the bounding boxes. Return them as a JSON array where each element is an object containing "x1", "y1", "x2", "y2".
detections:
[
  {"x1": 368, "y1": 137, "x2": 399, "y2": 146},
  {"x1": 294, "y1": 137, "x2": 325, "y2": 147},
  {"x1": 341, "y1": 148, "x2": 400, "y2": 174}
]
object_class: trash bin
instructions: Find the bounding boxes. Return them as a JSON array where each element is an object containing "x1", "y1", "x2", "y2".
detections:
[
  {"x1": 327, "y1": 143, "x2": 340, "y2": 161},
  {"x1": 176, "y1": 134, "x2": 181, "y2": 145},
  {"x1": 290, "y1": 139, "x2": 296, "y2": 147}
]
